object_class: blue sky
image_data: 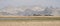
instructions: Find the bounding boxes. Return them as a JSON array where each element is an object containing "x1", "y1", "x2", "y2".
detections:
[{"x1": 0, "y1": 0, "x2": 60, "y2": 9}]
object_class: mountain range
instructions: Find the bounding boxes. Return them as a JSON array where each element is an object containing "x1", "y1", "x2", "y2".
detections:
[{"x1": 0, "y1": 6, "x2": 60, "y2": 16}]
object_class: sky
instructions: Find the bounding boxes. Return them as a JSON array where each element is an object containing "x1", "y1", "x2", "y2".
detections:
[{"x1": 0, "y1": 0, "x2": 60, "y2": 9}]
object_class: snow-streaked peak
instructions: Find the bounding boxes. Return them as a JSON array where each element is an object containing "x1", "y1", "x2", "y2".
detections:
[
  {"x1": 1, "y1": 6, "x2": 45, "y2": 13},
  {"x1": 1, "y1": 5, "x2": 60, "y2": 16},
  {"x1": 32, "y1": 6, "x2": 45, "y2": 11},
  {"x1": 1, "y1": 6, "x2": 28, "y2": 14}
]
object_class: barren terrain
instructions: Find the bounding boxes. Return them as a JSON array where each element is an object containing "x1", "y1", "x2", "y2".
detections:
[
  {"x1": 0, "y1": 16, "x2": 60, "y2": 26},
  {"x1": 0, "y1": 21, "x2": 60, "y2": 26}
]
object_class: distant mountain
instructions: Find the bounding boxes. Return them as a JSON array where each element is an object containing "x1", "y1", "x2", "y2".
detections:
[
  {"x1": 0, "y1": 12, "x2": 13, "y2": 16},
  {"x1": 51, "y1": 8, "x2": 60, "y2": 16},
  {"x1": 0, "y1": 6, "x2": 60, "y2": 16}
]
